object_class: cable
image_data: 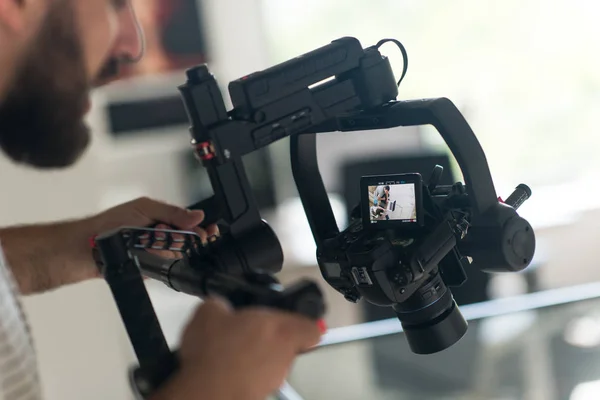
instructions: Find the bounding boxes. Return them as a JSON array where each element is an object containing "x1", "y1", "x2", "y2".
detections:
[{"x1": 375, "y1": 38, "x2": 409, "y2": 88}]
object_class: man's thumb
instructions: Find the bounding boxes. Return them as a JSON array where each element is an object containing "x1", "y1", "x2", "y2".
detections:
[{"x1": 135, "y1": 198, "x2": 205, "y2": 229}]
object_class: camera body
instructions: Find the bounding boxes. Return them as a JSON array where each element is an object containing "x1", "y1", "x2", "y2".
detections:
[{"x1": 316, "y1": 169, "x2": 475, "y2": 353}]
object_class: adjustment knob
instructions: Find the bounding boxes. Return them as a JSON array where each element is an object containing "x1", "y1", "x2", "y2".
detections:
[
  {"x1": 428, "y1": 165, "x2": 444, "y2": 192},
  {"x1": 504, "y1": 184, "x2": 532, "y2": 210},
  {"x1": 503, "y1": 216, "x2": 536, "y2": 269},
  {"x1": 186, "y1": 65, "x2": 212, "y2": 84}
]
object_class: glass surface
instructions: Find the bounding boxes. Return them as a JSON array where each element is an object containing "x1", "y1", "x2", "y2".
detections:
[{"x1": 288, "y1": 297, "x2": 600, "y2": 400}]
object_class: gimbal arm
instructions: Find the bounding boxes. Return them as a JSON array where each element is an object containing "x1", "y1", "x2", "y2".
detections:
[{"x1": 292, "y1": 98, "x2": 535, "y2": 273}]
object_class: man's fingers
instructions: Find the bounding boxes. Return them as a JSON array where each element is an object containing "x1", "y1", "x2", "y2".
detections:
[
  {"x1": 278, "y1": 315, "x2": 323, "y2": 351},
  {"x1": 192, "y1": 297, "x2": 234, "y2": 325},
  {"x1": 192, "y1": 223, "x2": 219, "y2": 246},
  {"x1": 193, "y1": 226, "x2": 208, "y2": 244},
  {"x1": 133, "y1": 197, "x2": 205, "y2": 229},
  {"x1": 241, "y1": 308, "x2": 324, "y2": 352},
  {"x1": 206, "y1": 224, "x2": 220, "y2": 241},
  {"x1": 180, "y1": 297, "x2": 234, "y2": 363},
  {"x1": 193, "y1": 224, "x2": 220, "y2": 245},
  {"x1": 144, "y1": 222, "x2": 217, "y2": 256}
]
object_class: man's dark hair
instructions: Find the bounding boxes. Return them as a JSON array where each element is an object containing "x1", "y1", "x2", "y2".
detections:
[{"x1": 385, "y1": 185, "x2": 390, "y2": 191}]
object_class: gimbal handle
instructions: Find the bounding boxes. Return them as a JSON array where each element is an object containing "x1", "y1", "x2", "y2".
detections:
[{"x1": 93, "y1": 227, "x2": 326, "y2": 399}]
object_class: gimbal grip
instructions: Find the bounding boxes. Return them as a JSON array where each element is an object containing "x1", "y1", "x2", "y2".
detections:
[{"x1": 130, "y1": 280, "x2": 326, "y2": 399}]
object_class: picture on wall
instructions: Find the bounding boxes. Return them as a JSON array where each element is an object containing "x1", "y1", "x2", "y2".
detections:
[
  {"x1": 106, "y1": 0, "x2": 209, "y2": 135},
  {"x1": 120, "y1": 0, "x2": 207, "y2": 80}
]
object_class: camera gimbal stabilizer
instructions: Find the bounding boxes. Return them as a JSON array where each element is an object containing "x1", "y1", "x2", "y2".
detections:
[{"x1": 93, "y1": 36, "x2": 535, "y2": 397}]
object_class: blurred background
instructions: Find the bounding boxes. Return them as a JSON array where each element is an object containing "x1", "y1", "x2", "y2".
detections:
[{"x1": 3, "y1": 0, "x2": 600, "y2": 398}]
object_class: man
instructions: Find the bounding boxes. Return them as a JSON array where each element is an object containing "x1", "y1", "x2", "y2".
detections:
[
  {"x1": 373, "y1": 185, "x2": 390, "y2": 208},
  {"x1": 0, "y1": 1, "x2": 322, "y2": 399}
]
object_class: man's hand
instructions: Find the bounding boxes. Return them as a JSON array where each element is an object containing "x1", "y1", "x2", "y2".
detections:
[
  {"x1": 151, "y1": 298, "x2": 323, "y2": 400},
  {"x1": 0, "y1": 197, "x2": 218, "y2": 295},
  {"x1": 88, "y1": 197, "x2": 218, "y2": 242},
  {"x1": 88, "y1": 197, "x2": 219, "y2": 259}
]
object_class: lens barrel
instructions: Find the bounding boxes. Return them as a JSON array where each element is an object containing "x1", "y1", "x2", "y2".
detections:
[{"x1": 393, "y1": 275, "x2": 468, "y2": 354}]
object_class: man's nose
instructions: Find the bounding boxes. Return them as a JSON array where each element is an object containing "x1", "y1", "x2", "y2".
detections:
[{"x1": 113, "y1": 4, "x2": 145, "y2": 63}]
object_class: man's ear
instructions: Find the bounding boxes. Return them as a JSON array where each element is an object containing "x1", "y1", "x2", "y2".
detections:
[{"x1": 0, "y1": 0, "x2": 27, "y2": 33}]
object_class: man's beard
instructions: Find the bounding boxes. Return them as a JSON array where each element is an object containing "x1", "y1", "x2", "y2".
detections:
[{"x1": 0, "y1": 1, "x2": 92, "y2": 169}]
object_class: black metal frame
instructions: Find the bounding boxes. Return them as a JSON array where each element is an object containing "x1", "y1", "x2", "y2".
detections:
[
  {"x1": 293, "y1": 98, "x2": 498, "y2": 241},
  {"x1": 93, "y1": 35, "x2": 536, "y2": 398}
]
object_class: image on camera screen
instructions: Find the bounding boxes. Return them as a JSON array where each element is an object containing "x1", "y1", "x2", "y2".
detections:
[{"x1": 368, "y1": 183, "x2": 417, "y2": 223}]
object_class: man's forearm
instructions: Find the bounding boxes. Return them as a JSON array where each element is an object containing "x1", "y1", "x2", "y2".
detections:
[
  {"x1": 0, "y1": 198, "x2": 213, "y2": 295},
  {"x1": 0, "y1": 219, "x2": 98, "y2": 295}
]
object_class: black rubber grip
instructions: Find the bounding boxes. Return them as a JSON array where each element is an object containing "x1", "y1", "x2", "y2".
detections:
[
  {"x1": 504, "y1": 184, "x2": 531, "y2": 211},
  {"x1": 105, "y1": 266, "x2": 171, "y2": 369}
]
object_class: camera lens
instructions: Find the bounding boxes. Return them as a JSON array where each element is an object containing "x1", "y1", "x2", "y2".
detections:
[{"x1": 393, "y1": 274, "x2": 467, "y2": 354}]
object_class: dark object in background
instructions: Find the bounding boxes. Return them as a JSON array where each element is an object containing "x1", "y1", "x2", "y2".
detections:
[
  {"x1": 125, "y1": 0, "x2": 207, "y2": 75},
  {"x1": 161, "y1": 0, "x2": 207, "y2": 58},
  {"x1": 108, "y1": 97, "x2": 190, "y2": 135},
  {"x1": 107, "y1": 0, "x2": 208, "y2": 136}
]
